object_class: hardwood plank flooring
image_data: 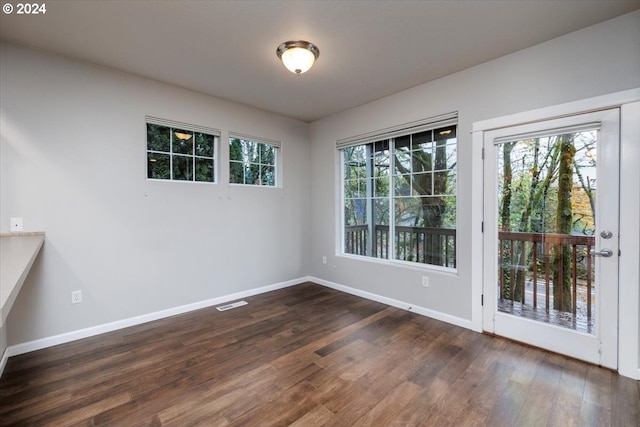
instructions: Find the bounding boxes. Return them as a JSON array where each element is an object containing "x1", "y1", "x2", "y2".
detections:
[{"x1": 1, "y1": 282, "x2": 638, "y2": 426}]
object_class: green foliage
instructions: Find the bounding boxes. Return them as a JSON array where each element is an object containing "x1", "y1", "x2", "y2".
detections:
[
  {"x1": 147, "y1": 153, "x2": 170, "y2": 179},
  {"x1": 228, "y1": 138, "x2": 276, "y2": 186},
  {"x1": 147, "y1": 123, "x2": 170, "y2": 152},
  {"x1": 497, "y1": 130, "x2": 598, "y2": 313},
  {"x1": 146, "y1": 123, "x2": 216, "y2": 182}
]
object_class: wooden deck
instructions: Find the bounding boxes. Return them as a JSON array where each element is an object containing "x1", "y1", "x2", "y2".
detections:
[
  {"x1": 1, "y1": 283, "x2": 637, "y2": 426},
  {"x1": 498, "y1": 298, "x2": 595, "y2": 334}
]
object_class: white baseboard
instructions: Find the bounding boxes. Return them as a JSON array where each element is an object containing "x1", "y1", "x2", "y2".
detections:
[
  {"x1": 5, "y1": 277, "x2": 305, "y2": 361},
  {"x1": 2, "y1": 276, "x2": 474, "y2": 378},
  {"x1": 4, "y1": 276, "x2": 638, "y2": 381},
  {"x1": 309, "y1": 276, "x2": 473, "y2": 330}
]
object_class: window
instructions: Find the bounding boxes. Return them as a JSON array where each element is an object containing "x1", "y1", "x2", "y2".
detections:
[
  {"x1": 340, "y1": 114, "x2": 457, "y2": 268},
  {"x1": 146, "y1": 117, "x2": 219, "y2": 183},
  {"x1": 229, "y1": 135, "x2": 279, "y2": 186}
]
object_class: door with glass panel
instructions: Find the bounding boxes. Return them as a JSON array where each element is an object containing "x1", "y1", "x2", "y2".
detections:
[{"x1": 483, "y1": 109, "x2": 619, "y2": 368}]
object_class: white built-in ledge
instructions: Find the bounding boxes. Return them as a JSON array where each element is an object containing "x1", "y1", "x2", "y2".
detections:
[{"x1": 0, "y1": 232, "x2": 45, "y2": 326}]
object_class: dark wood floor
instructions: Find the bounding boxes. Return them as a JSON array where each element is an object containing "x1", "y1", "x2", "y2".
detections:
[{"x1": 0, "y1": 283, "x2": 638, "y2": 426}]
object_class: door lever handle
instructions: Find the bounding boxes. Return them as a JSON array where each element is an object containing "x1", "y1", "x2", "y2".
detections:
[{"x1": 591, "y1": 248, "x2": 613, "y2": 258}]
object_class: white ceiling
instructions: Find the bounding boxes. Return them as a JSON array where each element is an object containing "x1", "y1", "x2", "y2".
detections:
[{"x1": 1, "y1": 1, "x2": 638, "y2": 122}]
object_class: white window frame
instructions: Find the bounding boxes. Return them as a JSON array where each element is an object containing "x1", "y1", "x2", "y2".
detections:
[
  {"x1": 228, "y1": 132, "x2": 281, "y2": 188},
  {"x1": 338, "y1": 112, "x2": 458, "y2": 271},
  {"x1": 146, "y1": 116, "x2": 220, "y2": 184}
]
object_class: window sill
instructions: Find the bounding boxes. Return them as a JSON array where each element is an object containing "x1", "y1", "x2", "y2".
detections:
[{"x1": 338, "y1": 252, "x2": 458, "y2": 276}]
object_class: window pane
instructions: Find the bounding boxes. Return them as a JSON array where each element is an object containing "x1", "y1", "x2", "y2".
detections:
[
  {"x1": 195, "y1": 157, "x2": 214, "y2": 182},
  {"x1": 411, "y1": 149, "x2": 432, "y2": 173},
  {"x1": 345, "y1": 179, "x2": 367, "y2": 199},
  {"x1": 195, "y1": 133, "x2": 214, "y2": 157},
  {"x1": 147, "y1": 153, "x2": 170, "y2": 179},
  {"x1": 395, "y1": 135, "x2": 411, "y2": 150},
  {"x1": 394, "y1": 197, "x2": 424, "y2": 263},
  {"x1": 394, "y1": 149, "x2": 411, "y2": 173},
  {"x1": 374, "y1": 198, "x2": 390, "y2": 259},
  {"x1": 172, "y1": 129, "x2": 193, "y2": 155},
  {"x1": 433, "y1": 141, "x2": 451, "y2": 171},
  {"x1": 344, "y1": 147, "x2": 367, "y2": 179},
  {"x1": 434, "y1": 171, "x2": 454, "y2": 195},
  {"x1": 230, "y1": 161, "x2": 244, "y2": 184},
  {"x1": 172, "y1": 155, "x2": 193, "y2": 181},
  {"x1": 394, "y1": 174, "x2": 411, "y2": 196},
  {"x1": 261, "y1": 165, "x2": 276, "y2": 186},
  {"x1": 147, "y1": 124, "x2": 170, "y2": 152},
  {"x1": 345, "y1": 198, "x2": 367, "y2": 226},
  {"x1": 374, "y1": 176, "x2": 389, "y2": 197},
  {"x1": 444, "y1": 143, "x2": 457, "y2": 170},
  {"x1": 259, "y1": 144, "x2": 275, "y2": 166},
  {"x1": 412, "y1": 172, "x2": 433, "y2": 196},
  {"x1": 230, "y1": 139, "x2": 243, "y2": 161},
  {"x1": 435, "y1": 125, "x2": 456, "y2": 141},
  {"x1": 245, "y1": 166, "x2": 257, "y2": 185},
  {"x1": 354, "y1": 163, "x2": 367, "y2": 180},
  {"x1": 374, "y1": 140, "x2": 389, "y2": 153},
  {"x1": 441, "y1": 196, "x2": 457, "y2": 228},
  {"x1": 374, "y1": 198, "x2": 390, "y2": 225},
  {"x1": 395, "y1": 197, "x2": 423, "y2": 227},
  {"x1": 350, "y1": 145, "x2": 367, "y2": 162},
  {"x1": 243, "y1": 140, "x2": 257, "y2": 160},
  {"x1": 344, "y1": 179, "x2": 357, "y2": 199},
  {"x1": 412, "y1": 130, "x2": 433, "y2": 150}
]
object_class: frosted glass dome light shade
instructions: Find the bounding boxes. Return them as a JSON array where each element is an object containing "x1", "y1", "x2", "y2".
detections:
[{"x1": 277, "y1": 41, "x2": 320, "y2": 75}]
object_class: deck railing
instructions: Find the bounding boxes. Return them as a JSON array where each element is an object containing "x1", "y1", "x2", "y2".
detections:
[
  {"x1": 345, "y1": 225, "x2": 456, "y2": 268},
  {"x1": 497, "y1": 231, "x2": 595, "y2": 320},
  {"x1": 345, "y1": 225, "x2": 596, "y2": 331}
]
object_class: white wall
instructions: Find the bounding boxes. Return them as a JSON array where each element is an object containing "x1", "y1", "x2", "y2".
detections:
[
  {"x1": 0, "y1": 42, "x2": 311, "y2": 349},
  {"x1": 309, "y1": 10, "x2": 640, "y2": 349}
]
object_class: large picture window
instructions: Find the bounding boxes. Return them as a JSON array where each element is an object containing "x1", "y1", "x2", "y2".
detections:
[
  {"x1": 146, "y1": 117, "x2": 219, "y2": 183},
  {"x1": 341, "y1": 114, "x2": 457, "y2": 268}
]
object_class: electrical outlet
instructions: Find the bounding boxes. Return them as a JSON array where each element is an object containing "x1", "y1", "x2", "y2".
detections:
[
  {"x1": 322, "y1": 256, "x2": 327, "y2": 265},
  {"x1": 10, "y1": 218, "x2": 23, "y2": 232},
  {"x1": 422, "y1": 276, "x2": 429, "y2": 287},
  {"x1": 71, "y1": 290, "x2": 82, "y2": 304}
]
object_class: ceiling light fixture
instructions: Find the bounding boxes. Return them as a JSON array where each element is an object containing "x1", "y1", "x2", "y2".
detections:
[
  {"x1": 276, "y1": 40, "x2": 319, "y2": 75},
  {"x1": 174, "y1": 131, "x2": 192, "y2": 140}
]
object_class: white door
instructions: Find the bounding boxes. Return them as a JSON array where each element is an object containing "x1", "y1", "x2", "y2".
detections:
[{"x1": 483, "y1": 109, "x2": 619, "y2": 368}]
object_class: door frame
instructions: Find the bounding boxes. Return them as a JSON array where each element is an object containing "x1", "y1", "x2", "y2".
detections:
[{"x1": 470, "y1": 88, "x2": 640, "y2": 379}]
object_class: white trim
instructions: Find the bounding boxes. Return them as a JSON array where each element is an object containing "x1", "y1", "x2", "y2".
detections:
[
  {"x1": 4, "y1": 277, "x2": 304, "y2": 361},
  {"x1": 0, "y1": 347, "x2": 8, "y2": 376},
  {"x1": 470, "y1": 129, "x2": 484, "y2": 333},
  {"x1": 228, "y1": 132, "x2": 281, "y2": 149},
  {"x1": 145, "y1": 116, "x2": 221, "y2": 136},
  {"x1": 618, "y1": 101, "x2": 640, "y2": 380},
  {"x1": 309, "y1": 276, "x2": 473, "y2": 330},
  {"x1": 336, "y1": 111, "x2": 457, "y2": 149},
  {"x1": 492, "y1": 121, "x2": 601, "y2": 145},
  {"x1": 472, "y1": 88, "x2": 640, "y2": 132},
  {"x1": 338, "y1": 253, "x2": 458, "y2": 275}
]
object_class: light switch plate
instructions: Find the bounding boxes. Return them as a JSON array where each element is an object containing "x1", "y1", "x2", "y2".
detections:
[{"x1": 10, "y1": 218, "x2": 23, "y2": 232}]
